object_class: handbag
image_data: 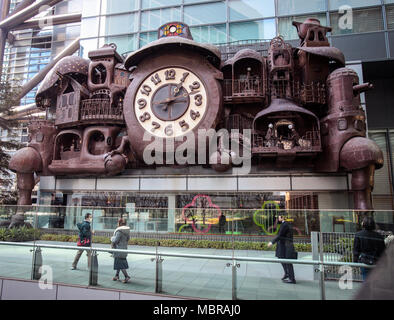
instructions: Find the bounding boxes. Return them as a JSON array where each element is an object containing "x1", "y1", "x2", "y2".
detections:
[
  {"x1": 359, "y1": 253, "x2": 376, "y2": 265},
  {"x1": 291, "y1": 250, "x2": 298, "y2": 260},
  {"x1": 77, "y1": 237, "x2": 90, "y2": 247}
]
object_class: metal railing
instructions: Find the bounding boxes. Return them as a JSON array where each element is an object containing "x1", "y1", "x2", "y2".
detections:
[
  {"x1": 0, "y1": 241, "x2": 373, "y2": 300},
  {"x1": 80, "y1": 99, "x2": 123, "y2": 121}
]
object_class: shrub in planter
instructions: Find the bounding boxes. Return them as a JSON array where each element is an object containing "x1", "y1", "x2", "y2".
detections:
[{"x1": 0, "y1": 226, "x2": 41, "y2": 242}]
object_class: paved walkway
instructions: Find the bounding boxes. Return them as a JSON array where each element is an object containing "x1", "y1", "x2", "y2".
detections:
[{"x1": 0, "y1": 241, "x2": 361, "y2": 300}]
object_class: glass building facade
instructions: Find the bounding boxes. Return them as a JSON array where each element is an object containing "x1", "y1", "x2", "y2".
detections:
[
  {"x1": 2, "y1": 0, "x2": 82, "y2": 105},
  {"x1": 78, "y1": 0, "x2": 394, "y2": 58}
]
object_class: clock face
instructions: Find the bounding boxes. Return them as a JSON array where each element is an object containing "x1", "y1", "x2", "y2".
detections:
[{"x1": 134, "y1": 67, "x2": 208, "y2": 138}]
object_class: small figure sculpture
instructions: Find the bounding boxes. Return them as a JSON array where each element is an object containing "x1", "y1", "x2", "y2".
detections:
[
  {"x1": 288, "y1": 124, "x2": 300, "y2": 146},
  {"x1": 264, "y1": 123, "x2": 275, "y2": 147}
]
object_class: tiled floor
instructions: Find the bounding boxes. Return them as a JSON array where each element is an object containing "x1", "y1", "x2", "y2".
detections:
[{"x1": 0, "y1": 241, "x2": 361, "y2": 300}]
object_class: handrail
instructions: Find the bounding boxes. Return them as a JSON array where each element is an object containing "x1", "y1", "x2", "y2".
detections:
[
  {"x1": 0, "y1": 241, "x2": 374, "y2": 268},
  {"x1": 1, "y1": 205, "x2": 394, "y2": 212}
]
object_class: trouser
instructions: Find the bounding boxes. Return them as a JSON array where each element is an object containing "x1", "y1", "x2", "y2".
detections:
[
  {"x1": 72, "y1": 248, "x2": 92, "y2": 269},
  {"x1": 361, "y1": 267, "x2": 370, "y2": 281},
  {"x1": 281, "y1": 263, "x2": 295, "y2": 281},
  {"x1": 115, "y1": 269, "x2": 129, "y2": 277}
]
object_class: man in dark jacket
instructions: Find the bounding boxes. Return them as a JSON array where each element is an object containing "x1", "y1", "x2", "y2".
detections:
[
  {"x1": 218, "y1": 212, "x2": 226, "y2": 234},
  {"x1": 71, "y1": 213, "x2": 93, "y2": 270},
  {"x1": 268, "y1": 215, "x2": 297, "y2": 284},
  {"x1": 353, "y1": 216, "x2": 386, "y2": 280}
]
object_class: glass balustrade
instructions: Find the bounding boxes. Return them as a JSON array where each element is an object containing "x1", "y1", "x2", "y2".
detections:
[{"x1": 0, "y1": 205, "x2": 392, "y2": 300}]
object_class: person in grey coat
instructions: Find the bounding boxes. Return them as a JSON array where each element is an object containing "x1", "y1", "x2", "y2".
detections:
[{"x1": 111, "y1": 218, "x2": 131, "y2": 283}]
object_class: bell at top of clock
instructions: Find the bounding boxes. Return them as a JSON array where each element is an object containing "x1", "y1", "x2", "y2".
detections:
[{"x1": 158, "y1": 22, "x2": 193, "y2": 40}]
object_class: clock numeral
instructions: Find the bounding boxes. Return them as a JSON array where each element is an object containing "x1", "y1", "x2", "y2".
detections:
[
  {"x1": 194, "y1": 94, "x2": 203, "y2": 106},
  {"x1": 189, "y1": 81, "x2": 200, "y2": 91},
  {"x1": 137, "y1": 98, "x2": 147, "y2": 109},
  {"x1": 179, "y1": 120, "x2": 190, "y2": 132},
  {"x1": 190, "y1": 110, "x2": 201, "y2": 121},
  {"x1": 140, "y1": 112, "x2": 151, "y2": 122},
  {"x1": 180, "y1": 72, "x2": 189, "y2": 83},
  {"x1": 165, "y1": 69, "x2": 176, "y2": 80},
  {"x1": 165, "y1": 124, "x2": 174, "y2": 136},
  {"x1": 151, "y1": 73, "x2": 161, "y2": 86},
  {"x1": 141, "y1": 85, "x2": 152, "y2": 96},
  {"x1": 151, "y1": 122, "x2": 161, "y2": 132}
]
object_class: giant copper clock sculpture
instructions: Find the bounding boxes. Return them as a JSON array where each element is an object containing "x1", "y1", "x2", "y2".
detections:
[
  {"x1": 123, "y1": 31, "x2": 223, "y2": 158},
  {"x1": 8, "y1": 20, "x2": 383, "y2": 216}
]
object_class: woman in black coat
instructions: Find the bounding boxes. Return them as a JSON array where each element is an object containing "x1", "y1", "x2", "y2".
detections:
[
  {"x1": 353, "y1": 216, "x2": 385, "y2": 280},
  {"x1": 268, "y1": 215, "x2": 297, "y2": 284}
]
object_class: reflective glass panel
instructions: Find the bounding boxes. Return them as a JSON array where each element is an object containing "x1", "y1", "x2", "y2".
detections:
[
  {"x1": 229, "y1": 0, "x2": 275, "y2": 21},
  {"x1": 81, "y1": 17, "x2": 100, "y2": 38},
  {"x1": 100, "y1": 13, "x2": 138, "y2": 36},
  {"x1": 184, "y1": 2, "x2": 226, "y2": 26},
  {"x1": 102, "y1": 0, "x2": 139, "y2": 14},
  {"x1": 330, "y1": 7, "x2": 384, "y2": 35},
  {"x1": 142, "y1": 0, "x2": 182, "y2": 9},
  {"x1": 329, "y1": 0, "x2": 381, "y2": 10},
  {"x1": 82, "y1": 0, "x2": 101, "y2": 17},
  {"x1": 278, "y1": 0, "x2": 327, "y2": 16},
  {"x1": 139, "y1": 32, "x2": 158, "y2": 48},
  {"x1": 141, "y1": 7, "x2": 182, "y2": 31},
  {"x1": 229, "y1": 19, "x2": 276, "y2": 41},
  {"x1": 278, "y1": 14, "x2": 327, "y2": 40},
  {"x1": 190, "y1": 24, "x2": 227, "y2": 43}
]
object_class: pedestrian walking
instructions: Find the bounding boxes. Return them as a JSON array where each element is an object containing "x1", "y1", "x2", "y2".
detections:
[
  {"x1": 268, "y1": 215, "x2": 297, "y2": 284},
  {"x1": 71, "y1": 213, "x2": 93, "y2": 270},
  {"x1": 218, "y1": 212, "x2": 226, "y2": 234},
  {"x1": 111, "y1": 218, "x2": 131, "y2": 283},
  {"x1": 353, "y1": 216, "x2": 386, "y2": 281}
]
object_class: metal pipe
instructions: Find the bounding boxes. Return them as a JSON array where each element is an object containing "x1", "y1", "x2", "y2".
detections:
[
  {"x1": 7, "y1": 0, "x2": 35, "y2": 18},
  {"x1": 16, "y1": 37, "x2": 80, "y2": 100},
  {"x1": 0, "y1": 0, "x2": 64, "y2": 30},
  {"x1": 0, "y1": 28, "x2": 6, "y2": 79},
  {"x1": 12, "y1": 12, "x2": 81, "y2": 31}
]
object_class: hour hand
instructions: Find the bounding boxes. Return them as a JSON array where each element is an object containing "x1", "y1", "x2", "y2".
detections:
[{"x1": 153, "y1": 97, "x2": 175, "y2": 105}]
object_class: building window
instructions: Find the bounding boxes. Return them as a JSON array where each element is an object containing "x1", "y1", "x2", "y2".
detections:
[
  {"x1": 141, "y1": 7, "x2": 182, "y2": 31},
  {"x1": 142, "y1": 0, "x2": 182, "y2": 10},
  {"x1": 387, "y1": 4, "x2": 394, "y2": 30},
  {"x1": 229, "y1": 19, "x2": 276, "y2": 41},
  {"x1": 81, "y1": 17, "x2": 99, "y2": 38},
  {"x1": 278, "y1": 14, "x2": 327, "y2": 40},
  {"x1": 100, "y1": 13, "x2": 138, "y2": 36},
  {"x1": 184, "y1": 2, "x2": 226, "y2": 26},
  {"x1": 228, "y1": 0, "x2": 275, "y2": 21},
  {"x1": 82, "y1": 0, "x2": 101, "y2": 17},
  {"x1": 330, "y1": 7, "x2": 384, "y2": 35},
  {"x1": 105, "y1": 34, "x2": 137, "y2": 55},
  {"x1": 139, "y1": 32, "x2": 157, "y2": 48},
  {"x1": 190, "y1": 24, "x2": 227, "y2": 43},
  {"x1": 277, "y1": 0, "x2": 326, "y2": 16},
  {"x1": 329, "y1": 0, "x2": 381, "y2": 11},
  {"x1": 102, "y1": 0, "x2": 139, "y2": 14}
]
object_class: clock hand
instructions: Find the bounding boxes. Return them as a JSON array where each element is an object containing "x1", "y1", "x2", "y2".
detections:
[{"x1": 173, "y1": 72, "x2": 190, "y2": 96}]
